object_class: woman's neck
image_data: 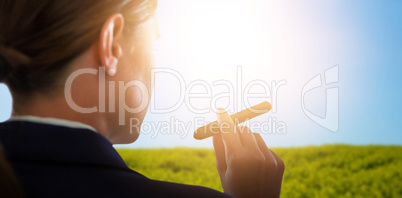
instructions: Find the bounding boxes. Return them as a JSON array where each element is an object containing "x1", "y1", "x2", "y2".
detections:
[{"x1": 11, "y1": 91, "x2": 110, "y2": 139}]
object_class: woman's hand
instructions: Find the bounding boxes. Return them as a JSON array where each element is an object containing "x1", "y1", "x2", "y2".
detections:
[{"x1": 213, "y1": 108, "x2": 285, "y2": 198}]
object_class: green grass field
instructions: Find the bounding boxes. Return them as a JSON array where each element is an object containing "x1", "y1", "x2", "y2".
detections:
[{"x1": 117, "y1": 145, "x2": 402, "y2": 198}]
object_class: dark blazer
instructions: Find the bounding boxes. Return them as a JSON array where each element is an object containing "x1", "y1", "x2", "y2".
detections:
[{"x1": 0, "y1": 121, "x2": 233, "y2": 198}]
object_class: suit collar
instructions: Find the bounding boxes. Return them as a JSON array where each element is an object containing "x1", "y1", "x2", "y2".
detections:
[
  {"x1": 0, "y1": 121, "x2": 133, "y2": 173},
  {"x1": 8, "y1": 115, "x2": 97, "y2": 133}
]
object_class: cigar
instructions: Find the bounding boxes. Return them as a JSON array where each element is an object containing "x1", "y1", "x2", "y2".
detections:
[{"x1": 193, "y1": 101, "x2": 272, "y2": 140}]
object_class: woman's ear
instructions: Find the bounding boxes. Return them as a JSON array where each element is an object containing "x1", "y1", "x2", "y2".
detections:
[{"x1": 99, "y1": 13, "x2": 124, "y2": 76}]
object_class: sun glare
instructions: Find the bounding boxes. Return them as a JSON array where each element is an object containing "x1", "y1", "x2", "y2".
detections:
[{"x1": 179, "y1": 2, "x2": 264, "y2": 74}]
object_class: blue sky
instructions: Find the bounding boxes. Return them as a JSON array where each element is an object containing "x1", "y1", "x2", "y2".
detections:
[{"x1": 0, "y1": 0, "x2": 401, "y2": 148}]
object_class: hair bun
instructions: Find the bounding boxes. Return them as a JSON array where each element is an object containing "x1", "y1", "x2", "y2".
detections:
[{"x1": 0, "y1": 45, "x2": 30, "y2": 82}]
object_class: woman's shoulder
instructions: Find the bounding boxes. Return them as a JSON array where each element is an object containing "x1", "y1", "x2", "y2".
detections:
[{"x1": 0, "y1": 121, "x2": 232, "y2": 198}]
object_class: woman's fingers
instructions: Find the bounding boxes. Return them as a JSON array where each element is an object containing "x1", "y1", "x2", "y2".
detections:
[
  {"x1": 216, "y1": 108, "x2": 241, "y2": 153},
  {"x1": 237, "y1": 126, "x2": 260, "y2": 152},
  {"x1": 269, "y1": 149, "x2": 285, "y2": 172},
  {"x1": 253, "y1": 133, "x2": 277, "y2": 165},
  {"x1": 213, "y1": 134, "x2": 227, "y2": 172}
]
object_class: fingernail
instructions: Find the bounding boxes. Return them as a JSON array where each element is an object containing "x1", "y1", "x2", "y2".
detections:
[
  {"x1": 217, "y1": 107, "x2": 227, "y2": 114},
  {"x1": 216, "y1": 108, "x2": 232, "y2": 126}
]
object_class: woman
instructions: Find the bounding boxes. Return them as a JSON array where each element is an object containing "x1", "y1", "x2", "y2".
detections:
[{"x1": 0, "y1": 0, "x2": 284, "y2": 197}]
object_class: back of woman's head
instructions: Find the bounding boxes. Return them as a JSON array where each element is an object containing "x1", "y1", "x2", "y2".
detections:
[{"x1": 0, "y1": 0, "x2": 157, "y2": 95}]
